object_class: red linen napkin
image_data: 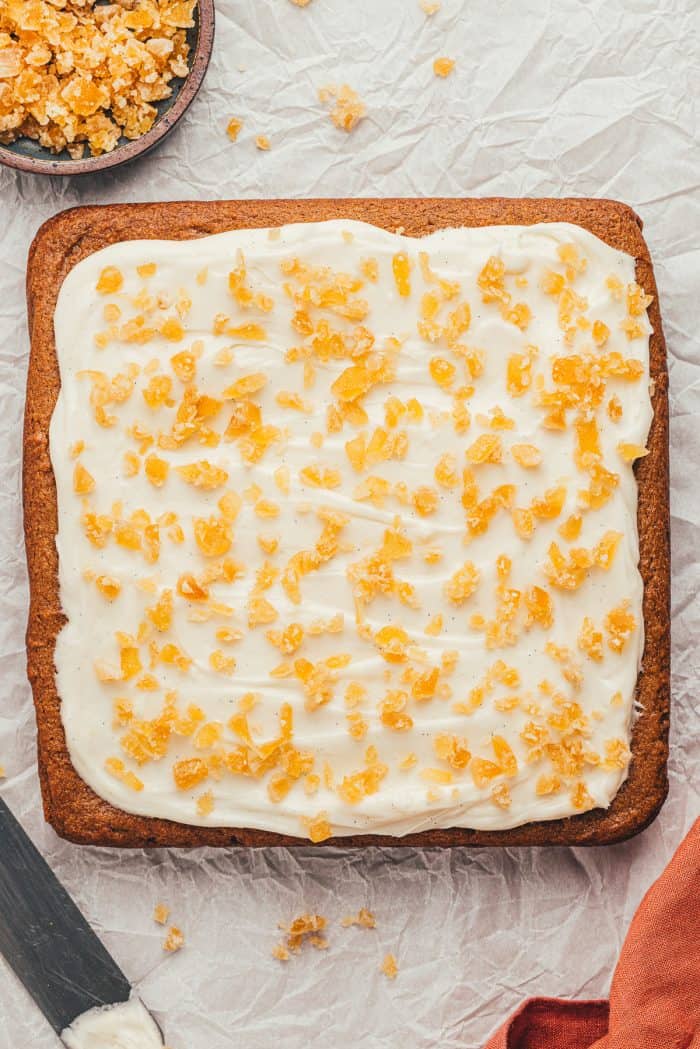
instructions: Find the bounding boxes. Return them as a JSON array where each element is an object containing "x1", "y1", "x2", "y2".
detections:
[{"x1": 483, "y1": 819, "x2": 700, "y2": 1049}]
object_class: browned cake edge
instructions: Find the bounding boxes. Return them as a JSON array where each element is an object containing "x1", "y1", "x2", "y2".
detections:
[{"x1": 23, "y1": 198, "x2": 670, "y2": 848}]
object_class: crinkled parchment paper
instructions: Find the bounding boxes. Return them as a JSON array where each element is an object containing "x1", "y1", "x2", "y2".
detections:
[{"x1": 0, "y1": 1, "x2": 698, "y2": 1046}]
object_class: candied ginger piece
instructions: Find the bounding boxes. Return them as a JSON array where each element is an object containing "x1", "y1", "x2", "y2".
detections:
[
  {"x1": 617, "y1": 442, "x2": 649, "y2": 463},
  {"x1": 163, "y1": 926, "x2": 185, "y2": 953},
  {"x1": 153, "y1": 903, "x2": 170, "y2": 925},
  {"x1": 381, "y1": 953, "x2": 398, "y2": 980},
  {"x1": 433, "y1": 57, "x2": 455, "y2": 77},
  {"x1": 97, "y1": 267, "x2": 123, "y2": 295},
  {"x1": 445, "y1": 562, "x2": 479, "y2": 605},
  {"x1": 466, "y1": 434, "x2": 502, "y2": 464},
  {"x1": 511, "y1": 443, "x2": 541, "y2": 468},
  {"x1": 73, "y1": 463, "x2": 95, "y2": 494},
  {"x1": 319, "y1": 83, "x2": 366, "y2": 132},
  {"x1": 604, "y1": 600, "x2": 636, "y2": 653}
]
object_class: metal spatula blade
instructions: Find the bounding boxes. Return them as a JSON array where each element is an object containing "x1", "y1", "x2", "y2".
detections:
[{"x1": 0, "y1": 796, "x2": 132, "y2": 1035}]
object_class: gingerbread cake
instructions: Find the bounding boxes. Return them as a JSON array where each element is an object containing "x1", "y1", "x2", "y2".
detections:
[{"x1": 23, "y1": 198, "x2": 670, "y2": 847}]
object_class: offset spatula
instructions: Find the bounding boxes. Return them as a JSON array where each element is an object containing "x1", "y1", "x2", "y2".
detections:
[{"x1": 0, "y1": 796, "x2": 159, "y2": 1043}]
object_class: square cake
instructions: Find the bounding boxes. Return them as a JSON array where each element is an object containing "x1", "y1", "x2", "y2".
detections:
[{"x1": 24, "y1": 198, "x2": 670, "y2": 846}]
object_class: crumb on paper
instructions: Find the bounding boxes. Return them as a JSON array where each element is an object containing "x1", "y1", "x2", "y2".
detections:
[
  {"x1": 163, "y1": 926, "x2": 185, "y2": 953},
  {"x1": 153, "y1": 903, "x2": 170, "y2": 926},
  {"x1": 289, "y1": 0, "x2": 313, "y2": 5},
  {"x1": 341, "y1": 908, "x2": 376, "y2": 929},
  {"x1": 273, "y1": 913, "x2": 328, "y2": 958},
  {"x1": 318, "y1": 84, "x2": 366, "y2": 132},
  {"x1": 381, "y1": 953, "x2": 398, "y2": 979},
  {"x1": 420, "y1": 0, "x2": 441, "y2": 13},
  {"x1": 0, "y1": 0, "x2": 197, "y2": 158},
  {"x1": 433, "y1": 57, "x2": 455, "y2": 78},
  {"x1": 255, "y1": 135, "x2": 271, "y2": 151},
  {"x1": 226, "y1": 117, "x2": 244, "y2": 142}
]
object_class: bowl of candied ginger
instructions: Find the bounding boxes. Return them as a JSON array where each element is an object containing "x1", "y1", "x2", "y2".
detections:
[{"x1": 0, "y1": 0, "x2": 214, "y2": 176}]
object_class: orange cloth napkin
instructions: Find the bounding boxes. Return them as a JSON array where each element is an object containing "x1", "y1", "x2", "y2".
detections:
[{"x1": 484, "y1": 818, "x2": 700, "y2": 1049}]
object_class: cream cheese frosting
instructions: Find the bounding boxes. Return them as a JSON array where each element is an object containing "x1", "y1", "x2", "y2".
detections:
[
  {"x1": 61, "y1": 996, "x2": 163, "y2": 1049},
  {"x1": 50, "y1": 219, "x2": 653, "y2": 839}
]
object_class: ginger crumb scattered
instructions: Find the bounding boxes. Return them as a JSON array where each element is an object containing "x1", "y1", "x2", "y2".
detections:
[
  {"x1": 255, "y1": 135, "x2": 271, "y2": 151},
  {"x1": 319, "y1": 84, "x2": 366, "y2": 132},
  {"x1": 274, "y1": 913, "x2": 328, "y2": 959},
  {"x1": 381, "y1": 953, "x2": 398, "y2": 980},
  {"x1": 163, "y1": 926, "x2": 185, "y2": 953},
  {"x1": 341, "y1": 908, "x2": 376, "y2": 929},
  {"x1": 0, "y1": 765, "x2": 5, "y2": 779},
  {"x1": 289, "y1": 0, "x2": 312, "y2": 5},
  {"x1": 153, "y1": 903, "x2": 170, "y2": 926},
  {"x1": 433, "y1": 57, "x2": 455, "y2": 78},
  {"x1": 420, "y1": 0, "x2": 441, "y2": 12},
  {"x1": 226, "y1": 117, "x2": 244, "y2": 142}
]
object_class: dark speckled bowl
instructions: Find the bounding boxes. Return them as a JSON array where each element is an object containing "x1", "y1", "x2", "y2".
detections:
[{"x1": 0, "y1": 0, "x2": 214, "y2": 177}]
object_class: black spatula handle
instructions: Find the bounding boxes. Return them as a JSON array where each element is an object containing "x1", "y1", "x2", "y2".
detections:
[{"x1": 0, "y1": 796, "x2": 131, "y2": 1033}]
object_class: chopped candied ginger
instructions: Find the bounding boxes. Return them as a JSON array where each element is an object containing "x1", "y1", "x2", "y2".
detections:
[
  {"x1": 558, "y1": 514, "x2": 582, "y2": 542},
  {"x1": 544, "y1": 532, "x2": 621, "y2": 590},
  {"x1": 337, "y1": 759, "x2": 389, "y2": 803},
  {"x1": 318, "y1": 83, "x2": 366, "y2": 131},
  {"x1": 223, "y1": 372, "x2": 268, "y2": 400},
  {"x1": 163, "y1": 926, "x2": 185, "y2": 954},
  {"x1": 379, "y1": 691, "x2": 413, "y2": 731},
  {"x1": 381, "y1": 953, "x2": 399, "y2": 980},
  {"x1": 607, "y1": 395, "x2": 624, "y2": 424},
  {"x1": 153, "y1": 903, "x2": 170, "y2": 926},
  {"x1": 255, "y1": 135, "x2": 271, "y2": 151},
  {"x1": 434, "y1": 733, "x2": 471, "y2": 770},
  {"x1": 571, "y1": 781, "x2": 595, "y2": 811},
  {"x1": 578, "y1": 617, "x2": 603, "y2": 662},
  {"x1": 142, "y1": 374, "x2": 174, "y2": 409},
  {"x1": 617, "y1": 442, "x2": 649, "y2": 463},
  {"x1": 227, "y1": 116, "x2": 244, "y2": 141},
  {"x1": 302, "y1": 812, "x2": 333, "y2": 843},
  {"x1": 144, "y1": 454, "x2": 169, "y2": 487},
  {"x1": 95, "y1": 575, "x2": 121, "y2": 601},
  {"x1": 104, "y1": 757, "x2": 143, "y2": 792},
  {"x1": 73, "y1": 462, "x2": 95, "y2": 494},
  {"x1": 604, "y1": 600, "x2": 636, "y2": 653},
  {"x1": 433, "y1": 57, "x2": 455, "y2": 77},
  {"x1": 194, "y1": 516, "x2": 232, "y2": 557},
  {"x1": 146, "y1": 589, "x2": 173, "y2": 632},
  {"x1": 603, "y1": 738, "x2": 631, "y2": 771},
  {"x1": 470, "y1": 757, "x2": 502, "y2": 789},
  {"x1": 466, "y1": 434, "x2": 502, "y2": 464},
  {"x1": 197, "y1": 791, "x2": 215, "y2": 816},
  {"x1": 511, "y1": 443, "x2": 541, "y2": 468},
  {"x1": 248, "y1": 596, "x2": 278, "y2": 628},
  {"x1": 445, "y1": 562, "x2": 480, "y2": 605},
  {"x1": 173, "y1": 758, "x2": 209, "y2": 791},
  {"x1": 374, "y1": 625, "x2": 410, "y2": 663},
  {"x1": 177, "y1": 460, "x2": 228, "y2": 489},
  {"x1": 434, "y1": 452, "x2": 459, "y2": 488},
  {"x1": 536, "y1": 774, "x2": 562, "y2": 796},
  {"x1": 429, "y1": 357, "x2": 456, "y2": 388},
  {"x1": 277, "y1": 914, "x2": 327, "y2": 960},
  {"x1": 97, "y1": 268, "x2": 123, "y2": 295},
  {"x1": 412, "y1": 485, "x2": 439, "y2": 516},
  {"x1": 491, "y1": 783, "x2": 512, "y2": 809},
  {"x1": 267, "y1": 623, "x2": 305, "y2": 655},
  {"x1": 341, "y1": 908, "x2": 376, "y2": 929}
]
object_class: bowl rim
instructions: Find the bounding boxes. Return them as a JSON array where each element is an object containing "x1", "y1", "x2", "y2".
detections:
[{"x1": 0, "y1": 0, "x2": 215, "y2": 177}]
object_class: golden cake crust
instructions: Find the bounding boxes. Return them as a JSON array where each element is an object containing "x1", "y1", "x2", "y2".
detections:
[{"x1": 23, "y1": 198, "x2": 670, "y2": 847}]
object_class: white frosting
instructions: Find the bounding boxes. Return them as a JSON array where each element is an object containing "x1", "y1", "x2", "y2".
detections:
[
  {"x1": 50, "y1": 219, "x2": 652, "y2": 837},
  {"x1": 61, "y1": 997, "x2": 163, "y2": 1049}
]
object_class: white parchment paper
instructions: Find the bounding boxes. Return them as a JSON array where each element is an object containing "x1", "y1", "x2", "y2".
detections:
[{"x1": 0, "y1": 1, "x2": 698, "y2": 1046}]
